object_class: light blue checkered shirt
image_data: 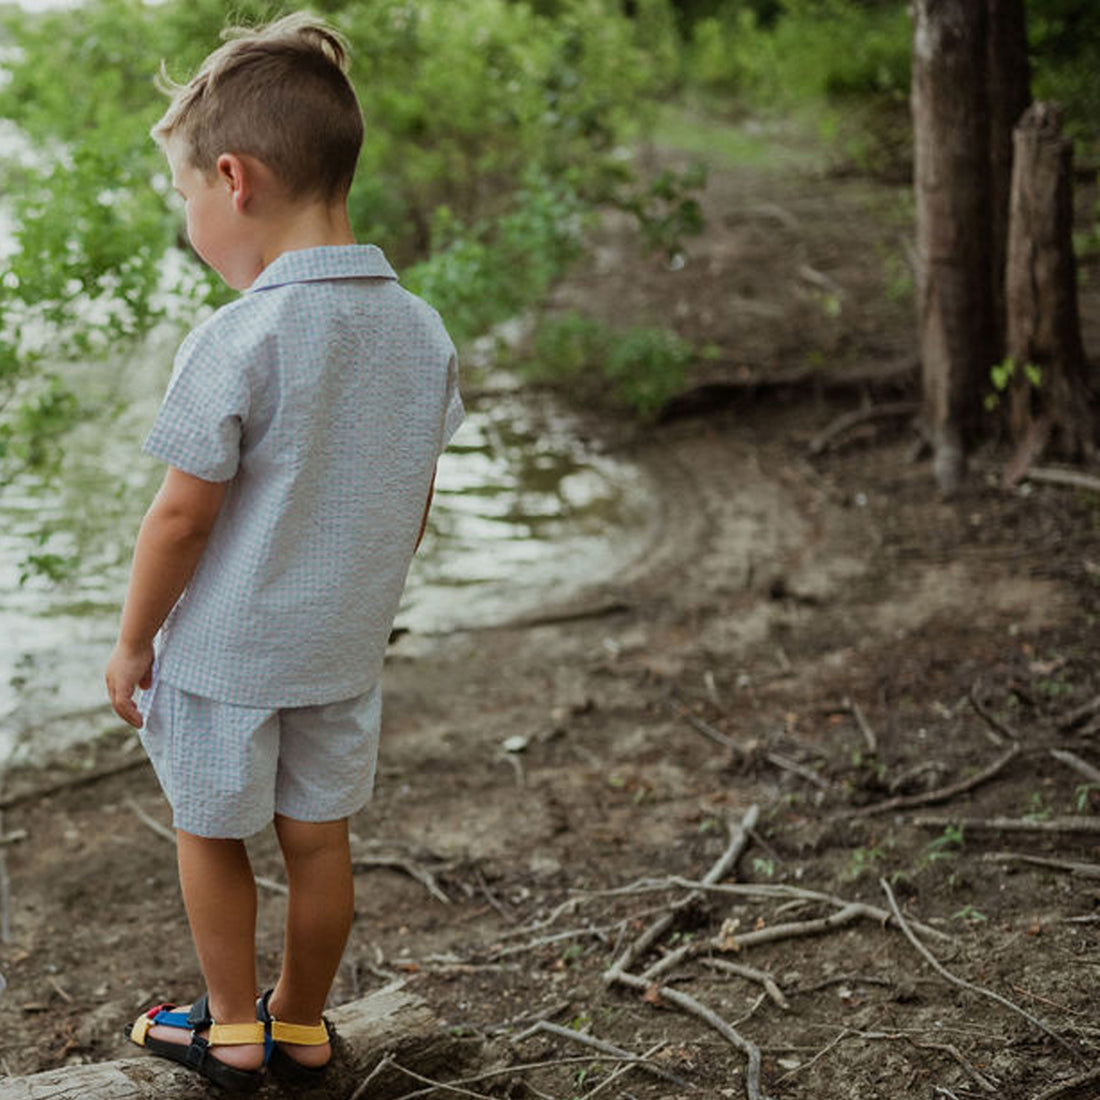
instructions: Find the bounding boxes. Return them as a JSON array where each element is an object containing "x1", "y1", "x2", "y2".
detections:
[{"x1": 144, "y1": 244, "x2": 463, "y2": 706}]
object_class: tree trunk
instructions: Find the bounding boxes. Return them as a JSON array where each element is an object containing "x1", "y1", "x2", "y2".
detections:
[
  {"x1": 912, "y1": 0, "x2": 998, "y2": 492},
  {"x1": 0, "y1": 985, "x2": 471, "y2": 1100},
  {"x1": 986, "y1": 0, "x2": 1031, "y2": 358},
  {"x1": 1005, "y1": 102, "x2": 1096, "y2": 461}
]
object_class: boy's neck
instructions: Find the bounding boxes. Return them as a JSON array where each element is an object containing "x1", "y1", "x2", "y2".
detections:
[{"x1": 259, "y1": 202, "x2": 356, "y2": 272}]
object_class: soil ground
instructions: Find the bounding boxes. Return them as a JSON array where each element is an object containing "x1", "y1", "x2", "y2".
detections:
[{"x1": 0, "y1": 126, "x2": 1098, "y2": 1100}]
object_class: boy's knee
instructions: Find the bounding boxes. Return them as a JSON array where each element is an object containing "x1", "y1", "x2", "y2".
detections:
[{"x1": 274, "y1": 814, "x2": 349, "y2": 861}]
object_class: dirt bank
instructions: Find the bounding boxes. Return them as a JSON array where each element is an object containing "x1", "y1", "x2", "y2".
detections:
[{"x1": 0, "y1": 144, "x2": 1097, "y2": 1099}]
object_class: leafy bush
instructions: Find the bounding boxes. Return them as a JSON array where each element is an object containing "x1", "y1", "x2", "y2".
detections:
[
  {"x1": 0, "y1": 0, "x2": 680, "y2": 488},
  {"x1": 524, "y1": 312, "x2": 694, "y2": 417}
]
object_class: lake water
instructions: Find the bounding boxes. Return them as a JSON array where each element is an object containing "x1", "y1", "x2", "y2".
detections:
[{"x1": 0, "y1": 334, "x2": 659, "y2": 765}]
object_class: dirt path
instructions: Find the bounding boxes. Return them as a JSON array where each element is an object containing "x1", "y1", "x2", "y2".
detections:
[{"x1": 0, "y1": 149, "x2": 1097, "y2": 1099}]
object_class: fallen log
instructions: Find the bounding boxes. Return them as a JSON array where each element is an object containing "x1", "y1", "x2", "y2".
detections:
[{"x1": 0, "y1": 983, "x2": 471, "y2": 1100}]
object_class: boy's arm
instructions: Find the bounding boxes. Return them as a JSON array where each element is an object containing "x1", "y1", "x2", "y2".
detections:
[
  {"x1": 414, "y1": 468, "x2": 436, "y2": 553},
  {"x1": 105, "y1": 467, "x2": 227, "y2": 728}
]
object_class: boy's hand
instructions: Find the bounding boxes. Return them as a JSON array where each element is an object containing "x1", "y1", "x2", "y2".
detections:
[{"x1": 105, "y1": 642, "x2": 155, "y2": 729}]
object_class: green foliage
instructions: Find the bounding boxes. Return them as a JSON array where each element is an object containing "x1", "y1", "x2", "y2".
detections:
[
  {"x1": 1029, "y1": 0, "x2": 1100, "y2": 156},
  {"x1": 984, "y1": 357, "x2": 1043, "y2": 413},
  {"x1": 524, "y1": 312, "x2": 694, "y2": 417},
  {"x1": 682, "y1": 0, "x2": 912, "y2": 175},
  {"x1": 0, "y1": 0, "x2": 682, "y2": 497}
]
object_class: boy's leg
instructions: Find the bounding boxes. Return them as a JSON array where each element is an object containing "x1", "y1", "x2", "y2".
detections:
[
  {"x1": 146, "y1": 832, "x2": 264, "y2": 1071},
  {"x1": 266, "y1": 815, "x2": 354, "y2": 1066}
]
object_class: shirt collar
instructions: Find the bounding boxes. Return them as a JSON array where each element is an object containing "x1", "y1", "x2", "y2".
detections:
[{"x1": 249, "y1": 244, "x2": 398, "y2": 292}]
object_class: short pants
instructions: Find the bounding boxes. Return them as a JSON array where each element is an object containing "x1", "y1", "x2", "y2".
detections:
[{"x1": 138, "y1": 674, "x2": 381, "y2": 839}]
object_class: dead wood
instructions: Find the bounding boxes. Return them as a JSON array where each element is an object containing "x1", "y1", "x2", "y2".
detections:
[
  {"x1": 604, "y1": 804, "x2": 758, "y2": 980},
  {"x1": 1049, "y1": 749, "x2": 1100, "y2": 785},
  {"x1": 510, "y1": 1021, "x2": 693, "y2": 1089},
  {"x1": 879, "y1": 878, "x2": 1078, "y2": 1058},
  {"x1": 839, "y1": 743, "x2": 1020, "y2": 818},
  {"x1": 0, "y1": 985, "x2": 468, "y2": 1099},
  {"x1": 700, "y1": 959, "x2": 790, "y2": 1009},
  {"x1": 1021, "y1": 466, "x2": 1100, "y2": 494},
  {"x1": 352, "y1": 855, "x2": 451, "y2": 905},
  {"x1": 0, "y1": 756, "x2": 150, "y2": 812},
  {"x1": 911, "y1": 814, "x2": 1100, "y2": 834},
  {"x1": 968, "y1": 680, "x2": 1018, "y2": 744},
  {"x1": 808, "y1": 402, "x2": 919, "y2": 456},
  {"x1": 983, "y1": 852, "x2": 1100, "y2": 879},
  {"x1": 607, "y1": 968, "x2": 765, "y2": 1100},
  {"x1": 1029, "y1": 1066, "x2": 1100, "y2": 1100},
  {"x1": 1058, "y1": 695, "x2": 1100, "y2": 732}
]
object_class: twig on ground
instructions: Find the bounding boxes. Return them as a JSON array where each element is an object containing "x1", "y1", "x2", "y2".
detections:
[
  {"x1": 390, "y1": 1060, "x2": 500, "y2": 1100},
  {"x1": 968, "y1": 680, "x2": 1016, "y2": 745},
  {"x1": 125, "y1": 797, "x2": 289, "y2": 896},
  {"x1": 671, "y1": 699, "x2": 738, "y2": 750},
  {"x1": 0, "y1": 807, "x2": 11, "y2": 944},
  {"x1": 701, "y1": 958, "x2": 790, "y2": 1009},
  {"x1": 774, "y1": 1027, "x2": 853, "y2": 1083},
  {"x1": 0, "y1": 755, "x2": 150, "y2": 811},
  {"x1": 511, "y1": 1021, "x2": 692, "y2": 1089},
  {"x1": 1058, "y1": 695, "x2": 1100, "y2": 732},
  {"x1": 1049, "y1": 749, "x2": 1100, "y2": 785},
  {"x1": 584, "y1": 1041, "x2": 668, "y2": 1099},
  {"x1": 1022, "y1": 466, "x2": 1100, "y2": 495},
  {"x1": 765, "y1": 751, "x2": 830, "y2": 789},
  {"x1": 911, "y1": 815, "x2": 1100, "y2": 834},
  {"x1": 352, "y1": 854, "x2": 451, "y2": 904},
  {"x1": 495, "y1": 896, "x2": 582, "y2": 940},
  {"x1": 604, "y1": 804, "x2": 759, "y2": 981},
  {"x1": 349, "y1": 1053, "x2": 397, "y2": 1100},
  {"x1": 0, "y1": 829, "x2": 28, "y2": 846},
  {"x1": 984, "y1": 851, "x2": 1100, "y2": 879},
  {"x1": 790, "y1": 973, "x2": 894, "y2": 996},
  {"x1": 844, "y1": 697, "x2": 878, "y2": 754},
  {"x1": 879, "y1": 878, "x2": 1078, "y2": 1058},
  {"x1": 472, "y1": 865, "x2": 518, "y2": 924},
  {"x1": 840, "y1": 743, "x2": 1020, "y2": 819},
  {"x1": 1029, "y1": 1066, "x2": 1100, "y2": 1100},
  {"x1": 808, "y1": 402, "x2": 919, "y2": 456},
  {"x1": 583, "y1": 877, "x2": 950, "y2": 942},
  {"x1": 609, "y1": 968, "x2": 765, "y2": 1100}
]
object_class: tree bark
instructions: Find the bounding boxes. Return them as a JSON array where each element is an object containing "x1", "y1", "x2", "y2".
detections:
[
  {"x1": 1005, "y1": 102, "x2": 1096, "y2": 461},
  {"x1": 986, "y1": 0, "x2": 1031, "y2": 357},
  {"x1": 0, "y1": 985, "x2": 470, "y2": 1100},
  {"x1": 913, "y1": 0, "x2": 998, "y2": 492}
]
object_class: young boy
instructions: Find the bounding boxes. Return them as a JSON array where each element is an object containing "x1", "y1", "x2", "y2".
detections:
[{"x1": 104, "y1": 14, "x2": 462, "y2": 1092}]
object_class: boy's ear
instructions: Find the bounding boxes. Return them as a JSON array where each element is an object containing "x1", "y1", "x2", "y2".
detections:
[{"x1": 216, "y1": 153, "x2": 251, "y2": 211}]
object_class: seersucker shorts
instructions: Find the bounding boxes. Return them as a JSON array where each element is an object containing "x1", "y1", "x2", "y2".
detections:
[{"x1": 137, "y1": 672, "x2": 381, "y2": 839}]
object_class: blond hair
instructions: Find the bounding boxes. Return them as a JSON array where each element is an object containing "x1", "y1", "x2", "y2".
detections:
[{"x1": 152, "y1": 13, "x2": 363, "y2": 201}]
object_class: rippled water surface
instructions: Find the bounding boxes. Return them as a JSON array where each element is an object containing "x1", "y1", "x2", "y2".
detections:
[{"x1": 0, "y1": 342, "x2": 657, "y2": 764}]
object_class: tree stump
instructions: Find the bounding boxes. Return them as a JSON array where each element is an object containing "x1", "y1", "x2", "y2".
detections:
[
  {"x1": 912, "y1": 0, "x2": 998, "y2": 492},
  {"x1": 0, "y1": 984, "x2": 472, "y2": 1099},
  {"x1": 1005, "y1": 101, "x2": 1095, "y2": 463}
]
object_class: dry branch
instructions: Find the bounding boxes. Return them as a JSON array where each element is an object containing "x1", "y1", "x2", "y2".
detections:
[
  {"x1": 604, "y1": 804, "x2": 758, "y2": 980},
  {"x1": 808, "y1": 402, "x2": 919, "y2": 456},
  {"x1": 880, "y1": 878, "x2": 1077, "y2": 1058},
  {"x1": 700, "y1": 959, "x2": 790, "y2": 1009},
  {"x1": 983, "y1": 852, "x2": 1100, "y2": 879},
  {"x1": 1058, "y1": 695, "x2": 1100, "y2": 732},
  {"x1": 609, "y1": 968, "x2": 765, "y2": 1100},
  {"x1": 1029, "y1": 1066, "x2": 1100, "y2": 1100},
  {"x1": 840, "y1": 743, "x2": 1020, "y2": 818},
  {"x1": 352, "y1": 855, "x2": 451, "y2": 905},
  {"x1": 911, "y1": 814, "x2": 1100, "y2": 834},
  {"x1": 1049, "y1": 749, "x2": 1100, "y2": 785},
  {"x1": 968, "y1": 681, "x2": 1017, "y2": 744},
  {"x1": 510, "y1": 1021, "x2": 692, "y2": 1089},
  {"x1": 1022, "y1": 466, "x2": 1100, "y2": 494},
  {"x1": 0, "y1": 756, "x2": 150, "y2": 812}
]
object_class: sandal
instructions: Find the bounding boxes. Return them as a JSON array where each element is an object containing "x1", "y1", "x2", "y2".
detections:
[
  {"x1": 257, "y1": 988, "x2": 331, "y2": 1083},
  {"x1": 129, "y1": 993, "x2": 265, "y2": 1093}
]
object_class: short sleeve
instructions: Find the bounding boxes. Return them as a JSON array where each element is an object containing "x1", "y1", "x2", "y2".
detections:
[
  {"x1": 144, "y1": 322, "x2": 251, "y2": 482},
  {"x1": 440, "y1": 351, "x2": 464, "y2": 452}
]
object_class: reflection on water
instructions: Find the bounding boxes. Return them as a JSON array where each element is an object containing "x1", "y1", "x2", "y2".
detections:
[{"x1": 0, "y1": 347, "x2": 657, "y2": 764}]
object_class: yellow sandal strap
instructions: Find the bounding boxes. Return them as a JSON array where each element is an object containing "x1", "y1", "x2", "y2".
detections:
[
  {"x1": 271, "y1": 1019, "x2": 329, "y2": 1046},
  {"x1": 130, "y1": 1014, "x2": 154, "y2": 1046},
  {"x1": 208, "y1": 1022, "x2": 266, "y2": 1046}
]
